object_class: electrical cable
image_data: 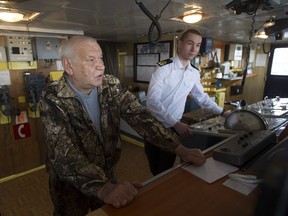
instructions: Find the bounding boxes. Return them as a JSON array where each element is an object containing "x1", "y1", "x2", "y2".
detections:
[
  {"x1": 0, "y1": 88, "x2": 14, "y2": 172},
  {"x1": 241, "y1": 11, "x2": 256, "y2": 86},
  {"x1": 135, "y1": 0, "x2": 171, "y2": 44},
  {"x1": 227, "y1": 1, "x2": 267, "y2": 87}
]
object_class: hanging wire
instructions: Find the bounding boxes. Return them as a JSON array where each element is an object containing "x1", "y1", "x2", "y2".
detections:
[
  {"x1": 135, "y1": 0, "x2": 171, "y2": 44},
  {"x1": 241, "y1": 11, "x2": 256, "y2": 86}
]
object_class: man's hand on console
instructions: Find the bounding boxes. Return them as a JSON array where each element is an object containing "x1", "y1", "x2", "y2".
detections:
[{"x1": 175, "y1": 145, "x2": 206, "y2": 166}]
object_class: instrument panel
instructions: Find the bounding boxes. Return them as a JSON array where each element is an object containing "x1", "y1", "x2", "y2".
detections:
[
  {"x1": 224, "y1": 109, "x2": 268, "y2": 131},
  {"x1": 188, "y1": 100, "x2": 288, "y2": 166}
]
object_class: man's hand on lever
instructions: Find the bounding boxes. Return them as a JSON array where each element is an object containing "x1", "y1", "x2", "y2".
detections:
[
  {"x1": 97, "y1": 182, "x2": 141, "y2": 208},
  {"x1": 221, "y1": 109, "x2": 231, "y2": 118}
]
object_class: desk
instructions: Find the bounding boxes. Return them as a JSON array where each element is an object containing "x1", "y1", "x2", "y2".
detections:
[{"x1": 95, "y1": 166, "x2": 259, "y2": 216}]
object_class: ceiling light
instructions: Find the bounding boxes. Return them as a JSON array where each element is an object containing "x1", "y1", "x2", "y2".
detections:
[
  {"x1": 263, "y1": 16, "x2": 275, "y2": 28},
  {"x1": 183, "y1": 13, "x2": 202, "y2": 23},
  {"x1": 0, "y1": 11, "x2": 24, "y2": 22},
  {"x1": 255, "y1": 30, "x2": 268, "y2": 39}
]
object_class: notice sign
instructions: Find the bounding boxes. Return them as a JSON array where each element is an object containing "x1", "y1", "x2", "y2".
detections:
[
  {"x1": 15, "y1": 111, "x2": 28, "y2": 124},
  {"x1": 13, "y1": 123, "x2": 31, "y2": 140}
]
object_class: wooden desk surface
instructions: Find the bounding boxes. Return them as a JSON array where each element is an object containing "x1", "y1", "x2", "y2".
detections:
[{"x1": 99, "y1": 167, "x2": 259, "y2": 216}]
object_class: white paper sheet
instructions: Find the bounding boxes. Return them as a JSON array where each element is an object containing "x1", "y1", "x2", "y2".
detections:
[
  {"x1": 223, "y1": 179, "x2": 258, "y2": 195},
  {"x1": 0, "y1": 70, "x2": 11, "y2": 85},
  {"x1": 182, "y1": 157, "x2": 238, "y2": 184}
]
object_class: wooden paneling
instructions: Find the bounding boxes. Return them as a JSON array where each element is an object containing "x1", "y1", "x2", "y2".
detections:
[
  {"x1": 0, "y1": 124, "x2": 15, "y2": 177},
  {"x1": 0, "y1": 58, "x2": 56, "y2": 178}
]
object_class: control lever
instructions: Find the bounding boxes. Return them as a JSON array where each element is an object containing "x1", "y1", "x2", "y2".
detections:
[
  {"x1": 240, "y1": 99, "x2": 247, "y2": 109},
  {"x1": 225, "y1": 100, "x2": 240, "y2": 107},
  {"x1": 225, "y1": 99, "x2": 247, "y2": 109}
]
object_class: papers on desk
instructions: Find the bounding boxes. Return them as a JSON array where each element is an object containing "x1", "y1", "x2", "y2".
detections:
[
  {"x1": 223, "y1": 179, "x2": 258, "y2": 196},
  {"x1": 182, "y1": 157, "x2": 238, "y2": 184}
]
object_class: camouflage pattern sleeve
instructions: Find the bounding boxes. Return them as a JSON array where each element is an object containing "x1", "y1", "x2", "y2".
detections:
[
  {"x1": 102, "y1": 75, "x2": 182, "y2": 153},
  {"x1": 122, "y1": 95, "x2": 181, "y2": 153},
  {"x1": 39, "y1": 81, "x2": 110, "y2": 197}
]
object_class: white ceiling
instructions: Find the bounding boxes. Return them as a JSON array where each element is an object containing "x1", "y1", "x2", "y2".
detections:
[{"x1": 1, "y1": 0, "x2": 288, "y2": 43}]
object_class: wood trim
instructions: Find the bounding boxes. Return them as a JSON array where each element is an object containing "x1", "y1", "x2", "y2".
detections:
[
  {"x1": 0, "y1": 165, "x2": 45, "y2": 183},
  {"x1": 101, "y1": 167, "x2": 259, "y2": 216}
]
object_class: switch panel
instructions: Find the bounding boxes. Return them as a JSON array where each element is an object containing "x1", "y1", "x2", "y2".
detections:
[
  {"x1": 5, "y1": 36, "x2": 33, "y2": 62},
  {"x1": 213, "y1": 130, "x2": 275, "y2": 166}
]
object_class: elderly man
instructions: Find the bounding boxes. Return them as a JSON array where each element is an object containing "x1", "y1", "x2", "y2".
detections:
[{"x1": 39, "y1": 36, "x2": 205, "y2": 215}]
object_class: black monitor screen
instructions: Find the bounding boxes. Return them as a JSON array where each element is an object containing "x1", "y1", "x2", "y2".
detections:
[{"x1": 12, "y1": 47, "x2": 20, "y2": 54}]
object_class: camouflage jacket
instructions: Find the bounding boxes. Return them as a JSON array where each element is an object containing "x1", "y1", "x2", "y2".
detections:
[{"x1": 39, "y1": 73, "x2": 181, "y2": 197}]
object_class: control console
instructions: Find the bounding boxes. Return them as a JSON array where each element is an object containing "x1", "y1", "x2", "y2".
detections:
[
  {"x1": 189, "y1": 105, "x2": 287, "y2": 167},
  {"x1": 213, "y1": 130, "x2": 275, "y2": 166}
]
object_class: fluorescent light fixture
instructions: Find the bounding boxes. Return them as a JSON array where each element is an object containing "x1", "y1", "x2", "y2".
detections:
[
  {"x1": 263, "y1": 16, "x2": 275, "y2": 28},
  {"x1": 28, "y1": 12, "x2": 40, "y2": 21},
  {"x1": 183, "y1": 13, "x2": 202, "y2": 23},
  {"x1": 255, "y1": 30, "x2": 268, "y2": 39},
  {"x1": 0, "y1": 11, "x2": 24, "y2": 22}
]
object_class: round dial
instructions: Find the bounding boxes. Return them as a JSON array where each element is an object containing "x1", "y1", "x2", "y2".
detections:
[{"x1": 224, "y1": 109, "x2": 268, "y2": 131}]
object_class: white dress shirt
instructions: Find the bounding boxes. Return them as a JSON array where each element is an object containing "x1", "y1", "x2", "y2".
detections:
[{"x1": 146, "y1": 55, "x2": 223, "y2": 128}]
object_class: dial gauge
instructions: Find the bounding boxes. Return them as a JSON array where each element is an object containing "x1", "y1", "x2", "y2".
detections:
[{"x1": 224, "y1": 109, "x2": 268, "y2": 131}]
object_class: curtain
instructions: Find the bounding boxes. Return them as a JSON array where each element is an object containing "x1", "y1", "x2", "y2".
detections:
[{"x1": 98, "y1": 41, "x2": 119, "y2": 77}]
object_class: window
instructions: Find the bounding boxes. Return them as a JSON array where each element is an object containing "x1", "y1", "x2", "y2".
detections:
[
  {"x1": 270, "y1": 47, "x2": 288, "y2": 76},
  {"x1": 264, "y1": 44, "x2": 288, "y2": 97}
]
